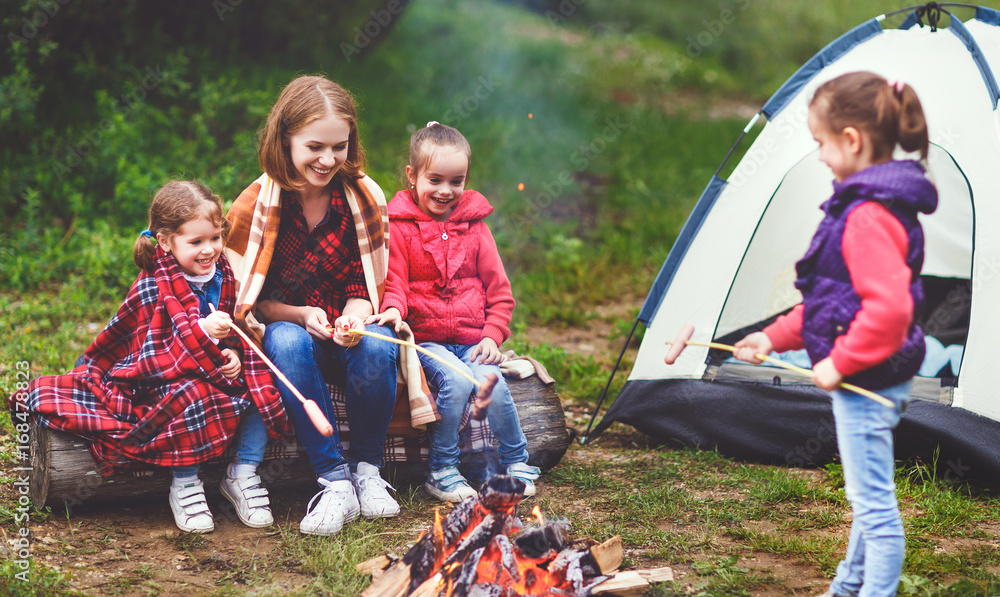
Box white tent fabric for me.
[626,8,1000,422]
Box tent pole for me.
[580,318,640,445]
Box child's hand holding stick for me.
[330,325,495,420]
[664,324,893,408]
[209,305,334,436]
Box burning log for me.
[360,475,624,597]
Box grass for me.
[3,0,1000,595]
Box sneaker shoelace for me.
[306,478,353,515]
[356,474,396,499]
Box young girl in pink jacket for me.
[368,122,538,502]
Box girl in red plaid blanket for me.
[26,181,291,534]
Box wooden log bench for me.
[28,375,571,510]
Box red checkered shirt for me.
[261,184,368,319]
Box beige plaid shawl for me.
[225,173,437,428]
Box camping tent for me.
[586,3,1000,485]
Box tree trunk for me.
[29,376,570,509]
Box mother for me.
[225,75,401,536]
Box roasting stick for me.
[334,326,483,389]
[664,324,893,408]
[208,305,335,436]
[332,326,497,420]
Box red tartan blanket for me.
[23,249,291,475]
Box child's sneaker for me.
[352,462,400,518]
[424,466,478,503]
[506,462,541,497]
[169,479,214,533]
[220,474,273,528]
[299,478,360,536]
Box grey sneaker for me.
[424,466,478,503]
[506,462,541,497]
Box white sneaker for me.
[220,474,273,528]
[169,479,214,533]
[299,478,360,536]
[352,462,400,518]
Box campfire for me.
[358,475,672,597]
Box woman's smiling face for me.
[285,113,351,192]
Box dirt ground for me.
[0,306,836,596]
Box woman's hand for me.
[332,314,365,347]
[201,311,233,340]
[470,338,502,365]
[812,357,843,391]
[299,306,333,341]
[219,348,242,379]
[733,332,773,364]
[365,307,402,333]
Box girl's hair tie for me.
[140,229,152,238]
[426,120,440,128]
[888,79,905,94]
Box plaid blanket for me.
[24,250,292,475]
[225,173,438,428]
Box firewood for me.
[589,535,623,573]
[359,561,412,597]
[409,572,444,597]
[638,566,674,583]
[356,554,396,579]
[591,566,674,596]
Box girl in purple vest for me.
[734,71,937,597]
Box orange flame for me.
[531,505,544,525]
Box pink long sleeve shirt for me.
[764,202,914,377]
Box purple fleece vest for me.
[794,160,938,390]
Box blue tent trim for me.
[948,13,1000,109]
[976,5,1000,26]
[760,19,884,120]
[638,175,727,324]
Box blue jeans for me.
[828,380,911,597]
[262,321,398,482]
[232,404,268,467]
[172,404,268,479]
[418,343,528,471]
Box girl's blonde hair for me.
[810,71,929,161]
[133,181,229,271]
[406,122,471,201]
[258,75,366,191]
